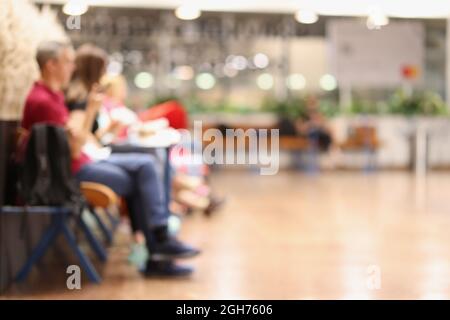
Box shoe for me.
[150,237,201,261]
[128,243,149,269]
[204,195,226,216]
[143,260,193,278]
[168,214,182,236]
[176,189,210,210]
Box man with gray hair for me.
[35,41,72,71]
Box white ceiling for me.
[34,0,450,18]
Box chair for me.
[339,125,380,172]
[0,184,122,285]
[0,205,105,284]
[80,182,121,245]
[279,136,319,173]
[0,127,118,286]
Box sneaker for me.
[150,237,201,261]
[128,243,149,269]
[168,214,182,236]
[143,260,193,278]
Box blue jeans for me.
[76,153,168,242]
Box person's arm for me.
[66,87,104,158]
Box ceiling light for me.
[175,5,201,20]
[173,65,194,80]
[134,72,154,89]
[367,6,389,30]
[231,56,247,71]
[196,73,216,90]
[295,10,319,24]
[320,74,337,91]
[286,74,306,90]
[257,73,274,90]
[253,53,269,69]
[63,0,89,16]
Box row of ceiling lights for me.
[174,4,390,29]
[62,1,389,29]
[106,53,270,81]
[105,49,331,91]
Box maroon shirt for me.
[22,82,91,173]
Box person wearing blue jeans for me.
[76,153,167,244]
[23,41,200,277]
[75,152,201,276]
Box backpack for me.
[17,124,82,210]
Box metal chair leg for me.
[105,209,119,231]
[364,148,377,173]
[87,207,113,245]
[78,212,108,262]
[15,217,60,282]
[61,221,102,284]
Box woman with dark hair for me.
[66,44,108,134]
[65,43,200,277]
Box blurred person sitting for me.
[22,41,200,277]
[99,74,225,216]
[295,96,333,152]
[96,74,138,143]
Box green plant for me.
[318,100,340,118]
[261,96,307,119]
[345,99,379,115]
[152,89,449,117]
[387,90,448,116]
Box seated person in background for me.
[95,74,173,145]
[100,74,225,217]
[276,117,297,137]
[100,74,136,120]
[22,41,200,277]
[145,98,226,216]
[97,74,137,143]
[170,131,226,216]
[295,96,333,152]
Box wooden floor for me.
[3,170,450,299]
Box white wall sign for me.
[327,19,424,89]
